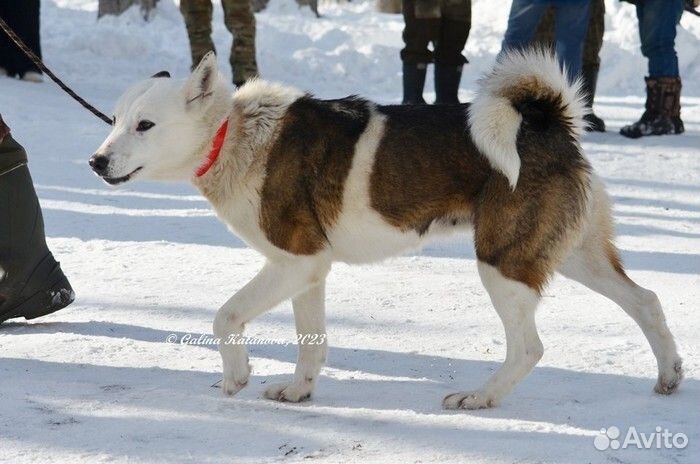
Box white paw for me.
[443,390,496,410]
[222,377,248,396]
[220,358,251,397]
[263,381,314,403]
[655,359,683,395]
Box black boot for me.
[581,63,605,132]
[402,63,427,104]
[434,64,462,104]
[1,135,74,324]
[621,77,684,139]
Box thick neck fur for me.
[193,79,304,201]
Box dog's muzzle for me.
[89,154,142,185]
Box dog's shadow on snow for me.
[5,318,698,435]
[0,358,613,462]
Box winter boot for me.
[402,63,427,105]
[581,63,605,132]
[434,64,462,104]
[0,135,74,324]
[620,77,684,139]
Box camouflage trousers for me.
[534,0,605,76]
[401,0,471,66]
[180,0,258,86]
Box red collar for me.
[195,119,229,177]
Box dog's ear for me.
[184,52,218,109]
[151,70,170,78]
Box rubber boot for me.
[434,64,462,104]
[581,63,605,132]
[402,63,427,105]
[620,77,684,139]
[0,135,74,324]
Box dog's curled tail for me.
[468,49,588,190]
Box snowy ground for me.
[1,1,699,463]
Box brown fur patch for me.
[260,96,370,254]
[499,76,558,103]
[606,241,630,279]
[370,104,492,234]
[473,112,591,292]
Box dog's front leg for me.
[264,279,327,402]
[213,258,327,396]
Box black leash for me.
[0,16,112,126]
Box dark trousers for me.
[401,0,471,66]
[636,0,684,78]
[0,0,42,77]
[502,0,590,79]
[535,0,605,73]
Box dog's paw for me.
[655,359,683,395]
[263,382,313,403]
[222,378,248,396]
[220,360,251,397]
[443,390,495,410]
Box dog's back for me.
[228,52,591,281]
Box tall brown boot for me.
[621,77,684,139]
[663,77,685,135]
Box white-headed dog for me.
[91,50,682,409]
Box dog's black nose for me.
[89,154,109,175]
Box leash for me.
[687,0,700,17]
[0,16,112,126]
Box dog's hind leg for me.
[264,280,328,402]
[213,257,330,396]
[558,226,682,394]
[559,248,682,394]
[558,178,682,394]
[444,261,544,410]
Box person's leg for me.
[0,2,12,75]
[533,6,555,47]
[0,130,74,324]
[180,0,216,70]
[621,0,684,138]
[1,0,40,77]
[12,0,42,82]
[401,0,439,104]
[222,0,258,87]
[581,0,606,131]
[552,0,590,80]
[501,0,548,54]
[434,0,470,104]
[640,0,683,79]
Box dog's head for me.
[90,52,227,185]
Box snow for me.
[0,0,698,463]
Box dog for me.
[90,50,683,409]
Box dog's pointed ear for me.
[151,70,170,78]
[184,52,218,108]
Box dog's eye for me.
[136,120,155,132]
[112,115,116,125]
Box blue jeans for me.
[501,0,590,80]
[636,0,684,78]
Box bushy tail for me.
[468,49,588,190]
